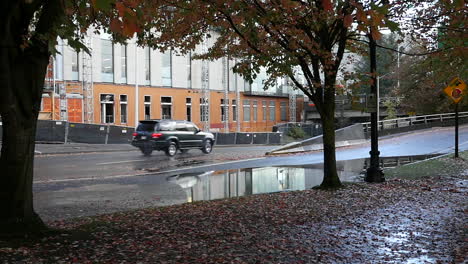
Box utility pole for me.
[365,28,385,183]
[135,42,139,127]
[455,103,459,158]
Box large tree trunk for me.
[318,76,342,189]
[320,110,341,188]
[0,42,50,236]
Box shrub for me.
[287,126,306,139]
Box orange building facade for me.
[92,83,291,132]
[38,35,301,132]
[40,82,293,132]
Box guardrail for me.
[362,111,468,132]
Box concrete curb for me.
[34,149,139,156]
[266,139,367,155]
[33,144,278,156]
[266,124,366,155]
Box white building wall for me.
[62,44,74,81]
[135,46,146,86]
[172,53,189,88]
[54,39,65,81]
[114,43,122,84]
[191,56,202,90]
[209,58,223,91]
[57,31,288,96]
[150,49,162,86]
[91,37,102,83]
[126,42,137,85]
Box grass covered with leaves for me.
[1,155,467,263]
[385,151,468,180]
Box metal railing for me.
[362,112,468,132]
[243,90,289,98]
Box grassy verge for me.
[384,151,468,180]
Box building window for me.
[101,39,114,82]
[253,100,258,121]
[221,99,229,122]
[100,94,114,123]
[71,48,79,80]
[144,47,150,84]
[162,50,172,87]
[161,96,172,119]
[269,101,275,121]
[200,98,209,122]
[232,100,237,122]
[144,95,151,120]
[262,100,267,121]
[120,95,127,124]
[280,102,287,121]
[186,98,192,121]
[243,100,250,122]
[121,45,127,83]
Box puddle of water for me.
[35,154,441,221]
[168,162,364,203]
[167,155,440,203]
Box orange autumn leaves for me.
[93,0,143,37]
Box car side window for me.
[175,122,188,131]
[186,122,198,132]
[158,121,176,131]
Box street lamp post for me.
[377,75,380,126]
[365,29,385,183]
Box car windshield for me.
[137,122,156,132]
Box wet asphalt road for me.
[34,125,468,182]
[33,126,468,221]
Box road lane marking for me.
[96,159,146,165]
[33,172,156,184]
[431,140,468,154]
[34,157,267,184]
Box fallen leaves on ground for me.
[1,175,466,263]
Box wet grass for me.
[385,151,468,180]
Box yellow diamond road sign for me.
[444,77,467,104]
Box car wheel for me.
[201,140,213,154]
[180,149,189,154]
[165,142,178,157]
[141,146,153,156]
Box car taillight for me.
[132,132,138,137]
[151,133,162,138]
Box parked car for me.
[131,120,215,157]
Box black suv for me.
[131,120,215,157]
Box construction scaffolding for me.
[222,57,229,132]
[41,57,56,120]
[200,38,210,131]
[287,77,297,122]
[82,35,94,124]
[289,92,297,123]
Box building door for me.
[67,98,82,123]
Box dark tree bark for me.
[318,74,342,189]
[0,0,63,236]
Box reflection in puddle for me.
[168,161,363,203]
[168,155,439,203]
